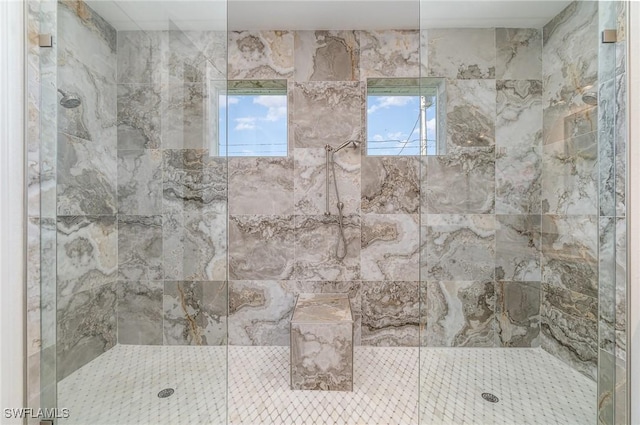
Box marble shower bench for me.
[290,293,354,391]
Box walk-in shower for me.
[27,0,629,424]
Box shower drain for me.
[481,392,499,403]
[157,388,175,398]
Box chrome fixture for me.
[324,140,361,260]
[57,89,81,109]
[582,91,598,106]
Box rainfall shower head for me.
[582,91,598,106]
[57,89,82,109]
[333,140,361,153]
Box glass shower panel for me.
[418,1,628,424]
[40,0,228,423]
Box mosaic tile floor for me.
[57,345,595,425]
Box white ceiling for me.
[86,0,572,32]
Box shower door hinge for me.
[38,34,53,48]
[602,30,617,43]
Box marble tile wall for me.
[226,27,543,350]
[539,0,627,387]
[115,28,229,348]
[26,0,39,411]
[597,2,628,422]
[55,0,118,381]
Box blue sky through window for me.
[218,93,288,156]
[367,95,437,155]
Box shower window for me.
[366,77,446,156]
[216,79,288,157]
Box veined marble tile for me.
[162,210,227,281]
[496,80,542,150]
[163,281,227,346]
[58,1,116,78]
[117,215,163,281]
[56,283,117,381]
[39,84,57,219]
[57,44,116,145]
[116,281,162,345]
[427,28,495,79]
[615,73,626,216]
[361,156,419,214]
[228,280,297,346]
[293,215,361,281]
[294,31,359,81]
[495,214,541,282]
[57,132,117,216]
[422,214,495,281]
[542,283,598,322]
[358,30,419,79]
[542,1,598,146]
[446,79,496,148]
[496,146,541,214]
[541,285,597,381]
[27,218,41,357]
[57,216,117,297]
[168,30,226,83]
[615,355,628,424]
[229,157,294,215]
[420,30,429,74]
[614,218,627,358]
[615,0,626,77]
[291,295,354,391]
[229,215,295,280]
[228,30,294,79]
[295,281,362,346]
[40,218,57,352]
[424,280,498,347]
[598,78,616,217]
[496,281,540,347]
[294,147,360,215]
[598,348,615,425]
[598,2,617,85]
[117,149,162,215]
[292,81,362,149]
[228,280,360,346]
[27,351,40,411]
[162,149,227,215]
[40,344,56,410]
[117,31,166,84]
[495,28,542,80]
[162,83,207,149]
[361,214,419,281]
[117,83,162,150]
[541,133,598,215]
[423,147,495,214]
[541,214,597,298]
[361,281,419,346]
[599,217,617,353]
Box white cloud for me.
[367,96,413,114]
[387,131,407,141]
[253,95,287,121]
[219,95,240,108]
[235,117,257,131]
[372,134,384,142]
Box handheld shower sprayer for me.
[332,140,361,153]
[324,139,361,260]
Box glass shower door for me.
[39,1,229,423]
